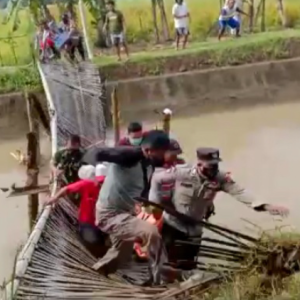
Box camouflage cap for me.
[196,147,222,163]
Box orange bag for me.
[134,211,163,259]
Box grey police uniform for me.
[149,147,266,237]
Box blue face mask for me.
[129,137,143,146]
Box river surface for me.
[0,135,51,284]
[1,102,300,283]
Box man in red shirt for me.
[118,122,146,146]
[46,164,107,246]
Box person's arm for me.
[45,180,88,206]
[172,5,179,19]
[103,14,109,32]
[148,172,166,219]
[83,146,144,167]
[120,12,126,33]
[172,5,188,19]
[50,151,63,180]
[187,11,191,22]
[221,172,289,216]
[236,7,248,16]
[220,8,227,18]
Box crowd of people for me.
[108,0,247,57]
[35,0,247,63]
[172,0,248,48]
[36,11,85,62]
[46,122,289,285]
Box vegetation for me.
[98,29,300,80]
[103,0,300,44]
[0,29,300,93]
[200,230,300,300]
[1,0,300,67]
[0,67,41,93]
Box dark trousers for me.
[79,222,108,258]
[69,37,85,61]
[161,222,200,270]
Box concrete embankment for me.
[106,58,300,122]
[1,57,300,135]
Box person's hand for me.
[135,203,142,215]
[55,169,64,177]
[264,204,289,217]
[44,197,57,207]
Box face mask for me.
[201,163,219,179]
[129,137,143,146]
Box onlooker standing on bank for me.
[172,0,190,50]
[104,0,129,61]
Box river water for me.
[1,101,300,283]
[0,135,51,284]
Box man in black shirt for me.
[83,130,172,284]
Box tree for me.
[151,0,160,43]
[277,0,287,27]
[157,0,170,41]
[150,0,170,43]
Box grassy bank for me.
[1,29,300,93]
[0,67,41,94]
[98,29,300,80]
[112,0,300,44]
[1,0,300,66]
[0,10,34,67]
[201,231,300,300]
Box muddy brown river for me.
[1,101,300,283]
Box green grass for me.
[0,9,35,66]
[111,0,300,44]
[0,67,41,94]
[1,29,300,93]
[200,230,300,300]
[95,29,300,67]
[1,0,300,66]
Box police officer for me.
[149,147,289,267]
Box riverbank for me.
[1,30,300,94]
[98,30,300,80]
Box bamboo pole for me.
[111,87,120,146]
[248,0,254,32]
[78,0,93,60]
[8,62,58,298]
[25,91,40,232]
[162,108,172,135]
[261,0,266,32]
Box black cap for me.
[128,122,142,133]
[142,130,170,150]
[169,139,183,155]
[196,147,222,163]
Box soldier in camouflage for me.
[51,134,85,185]
[149,147,289,266]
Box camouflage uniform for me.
[53,148,85,184]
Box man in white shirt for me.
[218,0,247,40]
[172,0,190,50]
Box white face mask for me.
[129,137,143,146]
